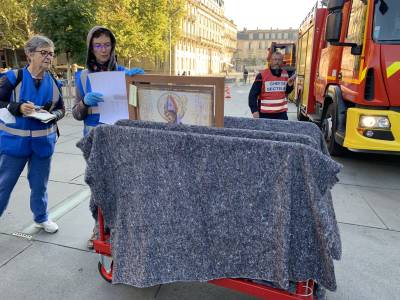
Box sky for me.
[224,0,320,30]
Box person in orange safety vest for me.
[248,52,296,120]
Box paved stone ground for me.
[0,82,399,300]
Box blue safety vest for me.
[0,68,61,158]
[76,65,125,135]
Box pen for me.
[26,101,43,111]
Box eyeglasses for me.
[35,50,55,58]
[93,43,112,51]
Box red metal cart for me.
[94,208,323,300]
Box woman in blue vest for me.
[0,35,65,233]
[72,26,144,248]
[72,26,144,135]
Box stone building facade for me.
[172,0,237,75]
[143,0,236,75]
[234,28,298,72]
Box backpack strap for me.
[12,69,23,102]
[79,69,89,95]
[47,71,62,110]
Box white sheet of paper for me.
[88,71,128,125]
[0,108,16,124]
[26,111,56,123]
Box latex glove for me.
[83,92,104,106]
[125,68,145,76]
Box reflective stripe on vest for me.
[0,123,57,137]
[79,70,99,117]
[88,106,99,114]
[84,124,96,131]
[259,69,288,113]
[0,123,30,137]
[79,69,89,95]
[31,124,57,137]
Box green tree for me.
[96,0,185,67]
[32,0,97,64]
[0,0,35,66]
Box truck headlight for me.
[359,116,391,129]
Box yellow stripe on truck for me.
[387,61,400,79]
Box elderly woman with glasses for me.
[0,35,65,233]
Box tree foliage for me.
[32,0,97,63]
[2,0,186,66]
[0,0,35,49]
[96,0,185,64]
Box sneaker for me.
[35,220,59,233]
[87,230,96,250]
[86,225,97,250]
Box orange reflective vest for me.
[258,69,288,113]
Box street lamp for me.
[169,7,180,75]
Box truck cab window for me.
[373,0,400,43]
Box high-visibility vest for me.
[258,69,288,114]
[76,65,125,136]
[0,68,61,158]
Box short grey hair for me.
[24,35,54,57]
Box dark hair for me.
[90,29,114,54]
[92,28,112,39]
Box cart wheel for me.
[314,283,327,300]
[98,261,113,283]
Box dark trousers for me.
[259,111,288,120]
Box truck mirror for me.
[325,12,342,43]
[351,45,362,56]
[327,0,345,11]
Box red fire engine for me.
[267,42,297,74]
[295,0,400,155]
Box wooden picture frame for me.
[126,75,225,127]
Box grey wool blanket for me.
[77,119,342,291]
[224,116,329,155]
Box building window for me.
[249,33,253,39]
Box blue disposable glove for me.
[125,68,145,76]
[83,92,104,106]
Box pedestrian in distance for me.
[248,52,296,120]
[0,35,65,233]
[243,67,249,84]
[72,26,144,249]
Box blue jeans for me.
[0,153,51,223]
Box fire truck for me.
[266,42,297,74]
[295,0,400,155]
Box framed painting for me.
[126,75,225,127]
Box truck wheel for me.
[322,103,346,156]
